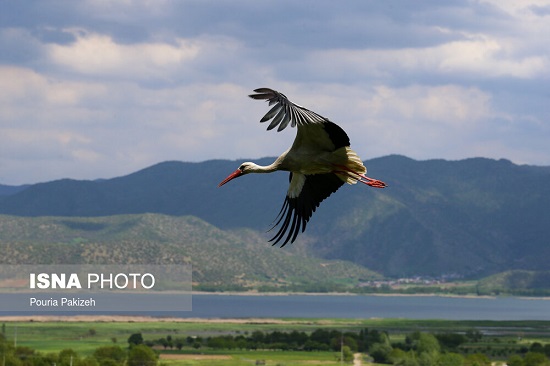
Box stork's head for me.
[218,162,256,187]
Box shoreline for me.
[1,292,547,322]
[0,315,298,323]
[190,291,550,300]
[190,291,495,299]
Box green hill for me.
[0,214,381,291]
[1,155,549,279]
[477,270,550,296]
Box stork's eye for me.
[239,165,245,171]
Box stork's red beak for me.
[218,169,243,187]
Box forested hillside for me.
[0,214,381,291]
[1,155,549,279]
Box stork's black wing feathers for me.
[269,173,345,247]
[323,121,350,149]
[249,88,327,131]
[250,88,350,149]
[250,88,353,246]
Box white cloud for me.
[308,33,548,81]
[437,36,548,78]
[341,84,495,161]
[1,0,549,184]
[480,0,550,16]
[369,84,492,124]
[0,66,108,123]
[47,30,199,79]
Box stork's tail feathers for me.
[332,147,366,184]
[333,147,387,188]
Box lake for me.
[2,294,548,320]
[181,294,548,320]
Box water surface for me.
[182,294,548,320]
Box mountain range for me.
[1,155,549,280]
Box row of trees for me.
[0,334,157,366]
[140,328,550,366]
[368,332,550,366]
[143,328,392,352]
[144,329,484,353]
[2,327,549,366]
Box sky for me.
[1,0,549,185]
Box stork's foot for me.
[333,164,387,188]
[359,175,387,188]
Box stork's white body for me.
[218,88,386,246]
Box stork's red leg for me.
[333,164,387,188]
[359,176,387,188]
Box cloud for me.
[1,0,549,184]
[304,33,548,85]
[328,84,495,161]
[0,66,107,118]
[47,30,199,80]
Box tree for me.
[464,353,491,366]
[393,351,420,366]
[93,345,126,366]
[128,333,143,347]
[436,333,468,351]
[508,354,524,366]
[370,342,393,364]
[288,330,308,346]
[439,352,464,366]
[389,348,409,365]
[523,352,550,366]
[3,354,23,366]
[364,329,389,351]
[340,346,354,363]
[304,340,329,351]
[127,345,157,366]
[408,332,440,355]
[158,338,168,349]
[58,349,79,366]
[416,333,441,366]
[250,331,265,344]
[330,335,358,352]
[418,350,439,366]
[207,337,226,349]
[310,329,331,345]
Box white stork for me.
[218,88,387,247]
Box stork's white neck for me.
[247,161,279,173]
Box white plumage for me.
[219,88,386,247]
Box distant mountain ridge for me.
[1,155,549,279]
[0,184,29,198]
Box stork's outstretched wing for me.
[249,88,328,131]
[269,172,345,247]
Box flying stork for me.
[218,88,387,247]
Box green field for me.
[158,350,344,366]
[2,317,549,366]
[5,317,359,355]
